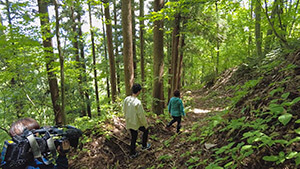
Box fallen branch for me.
[111,138,127,155]
[111,133,130,146]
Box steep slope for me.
[69,49,300,169]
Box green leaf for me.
[205,163,223,169]
[296,156,300,166]
[288,137,300,146]
[269,88,283,96]
[263,156,278,162]
[278,113,292,126]
[281,92,290,99]
[291,97,300,105]
[282,97,300,106]
[241,145,252,152]
[295,119,300,123]
[269,104,285,115]
[295,128,300,135]
[243,149,254,158]
[279,151,285,157]
[274,139,288,145]
[215,142,235,154]
[286,152,298,159]
[224,161,233,168]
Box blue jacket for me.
[168,97,185,117]
[26,155,68,169]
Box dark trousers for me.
[129,126,149,155]
[167,116,182,133]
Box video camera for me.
[0,125,82,169]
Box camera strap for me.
[45,131,57,162]
[26,134,42,159]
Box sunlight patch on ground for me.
[193,107,226,114]
[193,108,211,114]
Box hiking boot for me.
[142,143,151,150]
[129,152,139,159]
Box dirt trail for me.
[69,90,226,169]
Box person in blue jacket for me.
[2,118,68,169]
[166,90,186,133]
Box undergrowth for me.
[185,49,300,169]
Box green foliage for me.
[1,0,300,168]
[194,54,300,168]
[158,154,173,162]
[278,113,292,126]
[230,77,263,105]
[262,151,300,166]
[71,116,100,132]
[205,163,223,169]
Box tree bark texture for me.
[113,0,121,94]
[101,5,111,99]
[132,0,137,78]
[178,34,185,90]
[171,13,180,94]
[54,0,66,124]
[37,0,63,125]
[122,0,134,96]
[153,0,165,115]
[104,1,117,103]
[140,0,145,103]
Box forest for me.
[0,0,300,168]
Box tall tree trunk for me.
[113,0,121,94]
[122,0,134,96]
[248,0,253,57]
[167,33,172,101]
[215,1,220,75]
[171,13,180,94]
[54,0,66,123]
[37,0,64,125]
[88,2,101,115]
[101,5,111,99]
[104,1,117,103]
[140,0,145,103]
[177,33,185,90]
[132,0,137,78]
[153,0,165,115]
[255,0,262,57]
[77,5,91,117]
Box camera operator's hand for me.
[57,140,70,156]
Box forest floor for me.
[68,83,232,169]
[69,49,300,169]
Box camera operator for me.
[3,118,69,169]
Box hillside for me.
[69,49,300,169]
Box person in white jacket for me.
[123,84,151,158]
